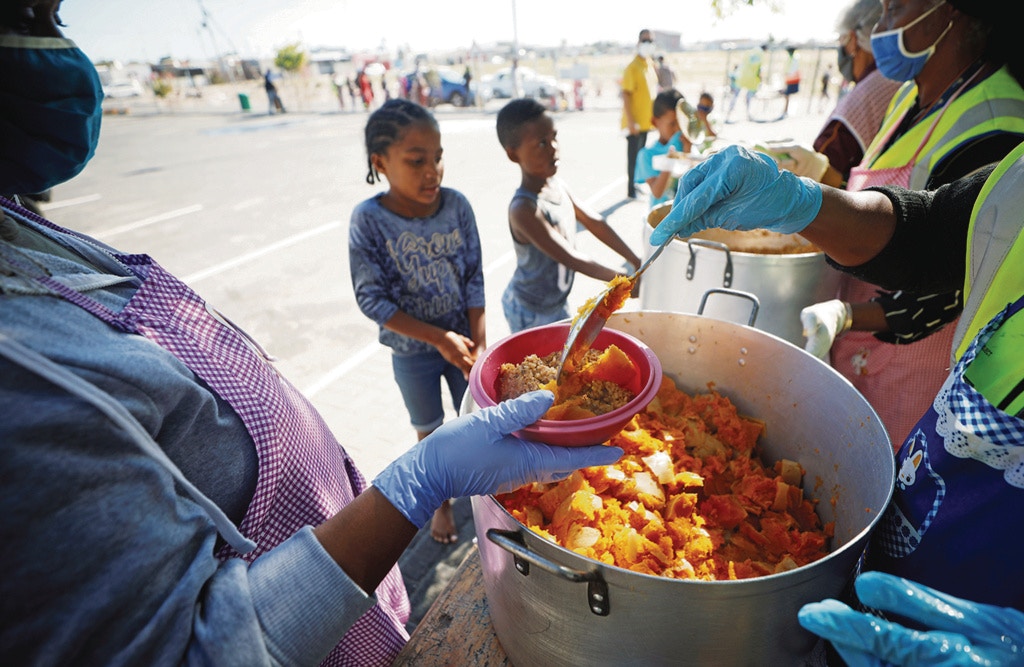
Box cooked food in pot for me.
[648,202,819,254]
[498,375,833,580]
[688,228,819,254]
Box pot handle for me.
[698,288,760,326]
[485,528,611,616]
[686,238,733,287]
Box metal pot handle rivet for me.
[486,528,611,616]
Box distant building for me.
[652,30,681,52]
[151,57,208,80]
[95,60,152,86]
[308,47,352,75]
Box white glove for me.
[761,144,830,182]
[800,299,851,359]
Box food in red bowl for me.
[469,323,662,446]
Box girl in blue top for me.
[349,99,486,543]
[634,89,689,208]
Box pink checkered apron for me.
[19,213,410,666]
[834,81,971,447]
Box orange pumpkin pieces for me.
[581,344,642,395]
[497,376,833,581]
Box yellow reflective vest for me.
[954,141,1024,362]
[862,66,1024,189]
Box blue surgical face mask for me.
[871,2,952,82]
[0,35,104,195]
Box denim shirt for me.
[348,188,485,355]
[0,207,373,665]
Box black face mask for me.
[837,45,855,83]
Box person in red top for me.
[357,68,374,111]
[780,46,801,118]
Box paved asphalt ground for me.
[40,86,829,632]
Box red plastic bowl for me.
[469,323,663,447]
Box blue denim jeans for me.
[391,349,467,434]
[502,285,570,334]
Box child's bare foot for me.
[430,500,457,544]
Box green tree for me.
[274,43,307,74]
[151,78,173,98]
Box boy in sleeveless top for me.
[496,98,641,333]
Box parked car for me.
[403,67,477,107]
[102,79,145,98]
[480,66,566,100]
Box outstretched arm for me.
[509,197,634,282]
[798,185,895,267]
[650,145,984,293]
[570,194,641,270]
[383,311,477,377]
[320,391,623,593]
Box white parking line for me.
[183,221,340,284]
[232,197,264,211]
[40,193,102,210]
[304,343,382,397]
[98,204,204,240]
[586,176,626,204]
[303,177,627,397]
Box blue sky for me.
[62,0,842,64]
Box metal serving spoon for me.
[555,240,671,383]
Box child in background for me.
[634,89,687,208]
[695,92,718,142]
[677,93,718,151]
[496,98,641,333]
[349,98,485,544]
[781,46,801,118]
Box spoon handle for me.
[554,239,671,382]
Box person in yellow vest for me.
[650,142,1024,664]
[725,43,766,123]
[621,28,659,199]
[767,0,1024,448]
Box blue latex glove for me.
[373,390,624,528]
[798,571,1024,666]
[648,145,823,245]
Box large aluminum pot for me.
[640,202,840,347]
[465,311,895,666]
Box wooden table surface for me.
[392,547,511,666]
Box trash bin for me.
[238,93,251,111]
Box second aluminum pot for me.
[466,310,895,666]
[639,202,840,347]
